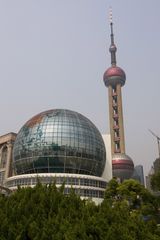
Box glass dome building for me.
[13,109,106,176]
[6,109,107,203]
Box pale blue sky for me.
[0,0,160,176]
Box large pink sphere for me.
[103,66,126,87]
[112,153,134,181]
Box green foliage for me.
[0,179,160,239]
[151,171,160,191]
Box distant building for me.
[0,133,17,185]
[132,165,144,185]
[146,166,155,193]
[146,164,160,196]
[153,158,160,173]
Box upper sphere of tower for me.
[109,44,117,53]
[103,66,126,87]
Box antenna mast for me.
[109,7,117,66]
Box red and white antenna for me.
[109,7,113,24]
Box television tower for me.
[103,10,134,181]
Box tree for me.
[151,171,160,191]
[0,181,160,239]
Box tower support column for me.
[4,141,13,179]
[116,84,125,153]
[108,85,115,155]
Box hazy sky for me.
[0,0,160,176]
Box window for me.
[1,146,7,168]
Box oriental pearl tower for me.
[103,10,134,181]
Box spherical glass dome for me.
[13,109,106,177]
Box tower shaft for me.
[108,84,125,155]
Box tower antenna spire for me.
[109,7,117,66]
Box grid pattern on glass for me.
[13,109,106,177]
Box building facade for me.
[0,133,17,186]
[102,134,112,181]
[132,165,145,185]
[153,158,160,174]
[2,109,108,203]
[146,159,160,195]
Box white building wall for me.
[5,173,107,204]
[102,134,112,181]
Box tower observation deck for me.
[103,10,134,181]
